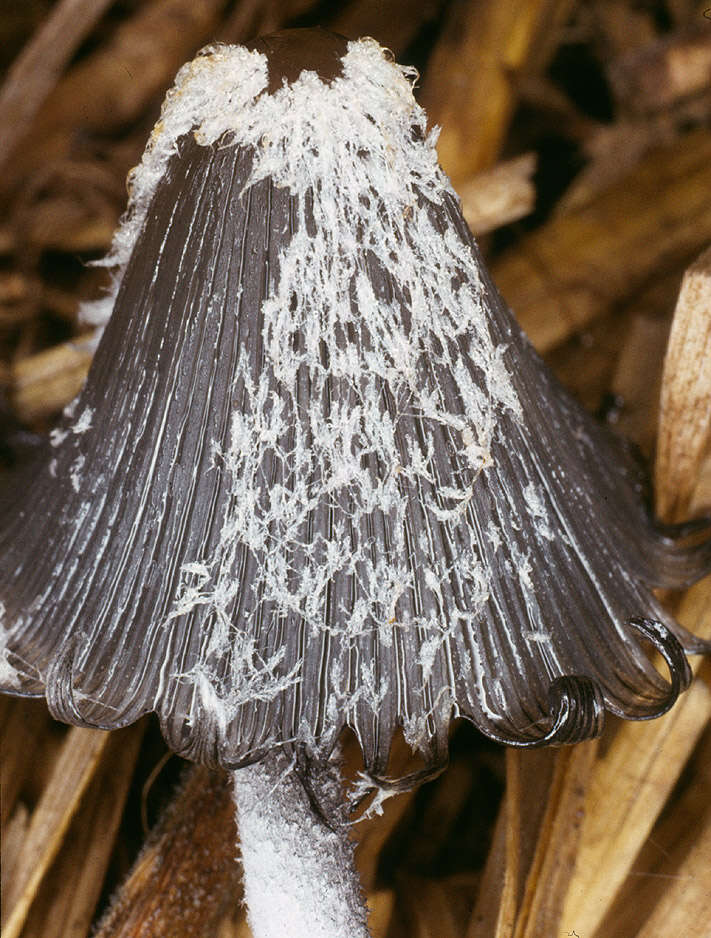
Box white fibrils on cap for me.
[1,32,710,782]
[0,604,21,689]
[152,40,526,752]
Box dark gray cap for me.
[0,30,708,778]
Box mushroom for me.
[1,28,709,938]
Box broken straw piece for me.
[655,244,711,522]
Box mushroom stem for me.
[233,750,370,938]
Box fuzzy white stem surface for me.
[233,751,371,938]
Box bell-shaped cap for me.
[1,30,709,775]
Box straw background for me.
[1,2,710,936]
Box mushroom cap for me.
[1,30,709,774]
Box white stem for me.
[233,750,371,938]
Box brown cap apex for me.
[246,27,349,94]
